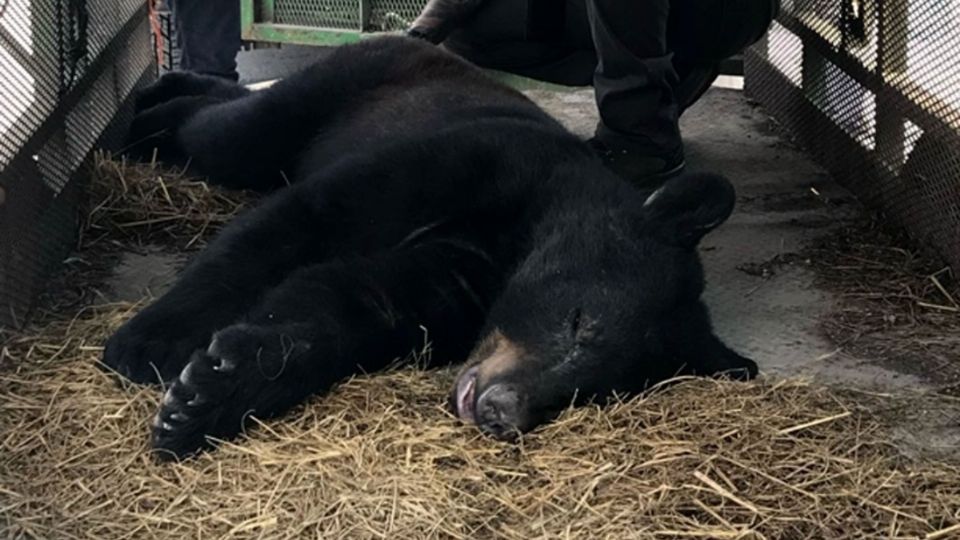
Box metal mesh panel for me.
[1,2,62,171]
[745,0,960,270]
[74,0,144,81]
[274,0,361,29]
[265,0,426,31]
[0,1,154,327]
[368,0,425,31]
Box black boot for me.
[588,138,685,188]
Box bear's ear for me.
[637,172,736,248]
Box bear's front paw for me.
[102,315,211,385]
[125,95,221,165]
[151,350,241,461]
[150,323,312,460]
[136,72,198,112]
[134,71,237,113]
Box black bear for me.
[108,36,757,460]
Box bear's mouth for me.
[453,365,479,424]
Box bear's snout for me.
[450,330,534,437]
[473,384,525,440]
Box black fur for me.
[108,36,756,460]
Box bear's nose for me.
[475,384,523,440]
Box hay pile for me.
[2,159,960,539]
[3,320,960,539]
[83,152,252,250]
[805,218,960,392]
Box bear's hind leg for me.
[150,240,499,460]
[126,72,251,165]
[125,95,227,166]
[135,71,250,114]
[103,183,335,384]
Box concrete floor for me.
[237,45,324,85]
[109,48,959,457]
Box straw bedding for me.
[2,157,959,539]
[808,219,960,393]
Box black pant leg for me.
[668,0,779,67]
[442,0,581,80]
[442,0,775,155]
[172,0,241,80]
[445,0,682,155]
[587,0,681,155]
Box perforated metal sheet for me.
[274,0,361,29]
[368,0,426,31]
[745,0,960,270]
[1,1,61,172]
[0,1,154,327]
[75,0,144,82]
[269,0,425,31]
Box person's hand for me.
[406,0,488,44]
[406,18,445,44]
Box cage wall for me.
[0,0,154,327]
[745,0,960,270]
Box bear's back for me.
[290,37,576,187]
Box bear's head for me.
[451,172,757,439]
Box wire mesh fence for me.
[268,0,425,31]
[368,0,425,31]
[0,0,154,327]
[745,0,960,270]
